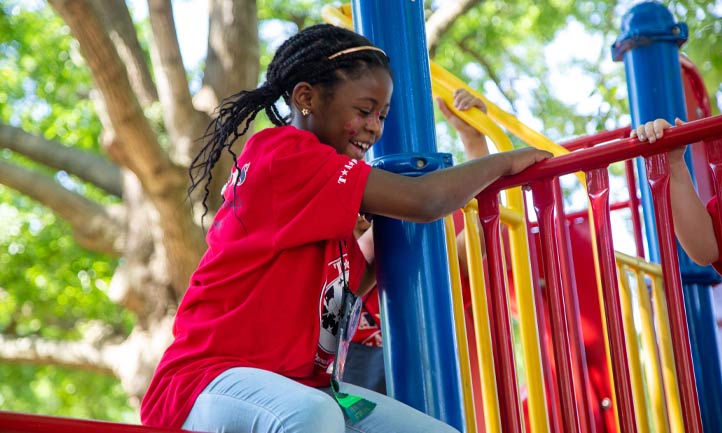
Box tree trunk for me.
[0,0,260,408]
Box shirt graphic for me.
[316,253,350,371]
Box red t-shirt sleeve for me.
[270,131,371,249]
[705,195,722,275]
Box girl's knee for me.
[292,392,345,433]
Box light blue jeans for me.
[182,367,460,433]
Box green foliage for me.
[0,184,135,419]
[0,188,131,340]
[0,0,101,149]
[0,0,132,421]
[670,0,722,113]
[431,0,722,145]
[0,364,136,422]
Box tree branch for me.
[0,316,174,401]
[89,0,159,106]
[49,0,207,292]
[0,160,123,255]
[195,0,260,212]
[0,123,122,197]
[426,0,480,55]
[48,0,183,201]
[198,0,259,113]
[147,0,210,165]
[457,36,518,112]
[0,333,116,376]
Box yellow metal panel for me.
[651,277,685,433]
[321,5,353,29]
[633,269,671,433]
[463,200,502,433]
[444,215,478,433]
[618,265,652,433]
[504,188,551,433]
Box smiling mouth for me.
[351,140,370,151]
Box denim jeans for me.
[181,367,460,433]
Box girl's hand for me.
[506,147,553,176]
[631,117,686,162]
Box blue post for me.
[352,1,465,430]
[613,2,722,430]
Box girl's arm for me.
[633,118,720,265]
[361,147,550,223]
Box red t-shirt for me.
[706,195,722,274]
[140,126,371,428]
[354,287,383,347]
[352,210,472,348]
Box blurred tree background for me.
[0,0,720,423]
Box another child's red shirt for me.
[706,195,722,274]
[140,126,371,428]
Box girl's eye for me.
[379,114,387,121]
[358,109,371,116]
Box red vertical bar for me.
[477,191,523,433]
[531,180,585,433]
[553,180,597,433]
[585,168,638,433]
[644,153,704,433]
[527,222,563,433]
[625,160,646,258]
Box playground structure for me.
[327,2,722,433]
[2,1,722,433]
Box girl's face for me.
[304,68,393,160]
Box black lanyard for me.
[330,241,376,423]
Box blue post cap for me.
[611,1,687,61]
[370,152,453,177]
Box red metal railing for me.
[477,115,722,433]
[0,411,189,433]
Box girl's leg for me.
[182,367,345,433]
[326,382,461,433]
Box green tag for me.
[332,378,377,423]
[331,241,376,423]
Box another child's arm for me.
[435,89,490,159]
[632,118,720,266]
[436,89,490,273]
[354,215,376,297]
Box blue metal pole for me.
[352,1,465,429]
[612,2,722,430]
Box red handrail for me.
[488,115,722,192]
[0,411,192,433]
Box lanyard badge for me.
[331,242,376,423]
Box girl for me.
[141,24,551,433]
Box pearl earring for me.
[301,108,310,116]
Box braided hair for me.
[189,24,391,217]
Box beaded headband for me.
[327,45,387,60]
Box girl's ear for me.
[291,82,314,114]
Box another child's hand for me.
[505,147,553,176]
[631,117,686,162]
[436,89,488,159]
[353,214,372,239]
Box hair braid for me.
[189,24,391,218]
